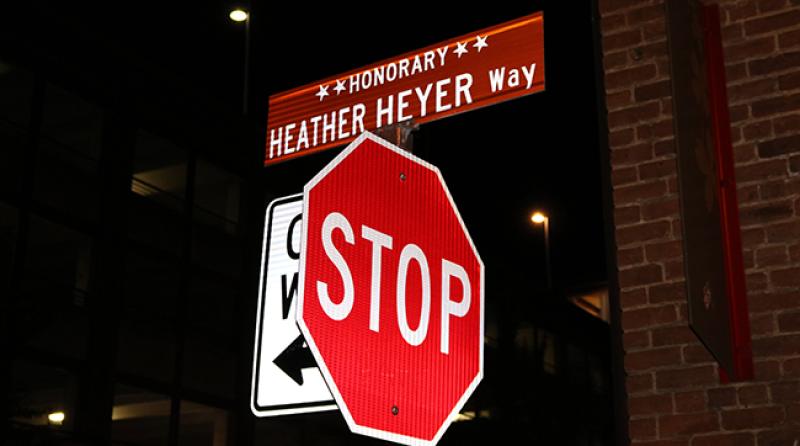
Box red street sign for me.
[266,12,544,166]
[297,133,484,445]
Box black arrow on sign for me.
[273,335,317,386]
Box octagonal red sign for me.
[297,132,484,445]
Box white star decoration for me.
[333,79,346,95]
[316,84,329,101]
[473,35,488,52]
[454,41,469,58]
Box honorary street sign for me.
[297,133,484,445]
[266,12,544,165]
[251,195,336,416]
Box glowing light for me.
[229,9,248,22]
[48,411,65,424]
[530,212,547,224]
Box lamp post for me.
[229,7,251,115]
[530,211,552,290]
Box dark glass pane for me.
[111,384,170,446]
[0,119,27,197]
[18,216,90,358]
[128,196,185,256]
[0,58,34,128]
[131,130,186,212]
[185,269,235,332]
[193,158,240,235]
[178,400,232,446]
[181,329,235,399]
[10,360,77,434]
[0,202,17,291]
[191,224,241,279]
[123,245,180,319]
[117,316,176,383]
[40,82,103,160]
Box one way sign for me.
[250,194,336,416]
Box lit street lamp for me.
[229,7,251,115]
[530,211,552,290]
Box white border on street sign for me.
[250,194,337,417]
[296,132,485,445]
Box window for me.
[111,384,170,446]
[10,360,77,433]
[0,59,34,196]
[18,216,91,358]
[34,83,103,220]
[193,158,240,235]
[123,244,180,319]
[0,202,17,291]
[117,316,176,383]
[131,130,187,212]
[182,328,236,399]
[179,400,232,446]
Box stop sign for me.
[297,132,484,445]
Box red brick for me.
[758,0,788,13]
[656,365,717,390]
[725,1,758,22]
[674,390,705,413]
[770,267,800,287]
[604,50,629,71]
[748,272,768,291]
[770,380,800,403]
[623,304,677,331]
[726,79,777,105]
[755,245,788,267]
[602,12,627,33]
[778,311,800,332]
[637,119,674,141]
[766,220,800,243]
[645,240,682,262]
[735,160,787,185]
[615,205,641,225]
[759,180,793,199]
[639,158,676,180]
[628,372,654,394]
[606,64,659,91]
[626,346,683,371]
[625,330,651,349]
[610,127,635,146]
[744,10,800,36]
[654,139,675,156]
[730,104,751,123]
[664,259,684,280]
[724,36,776,62]
[757,425,800,446]
[630,417,657,440]
[774,114,800,135]
[690,432,754,446]
[737,184,760,204]
[619,246,645,266]
[613,166,639,186]
[779,28,800,49]
[726,61,749,83]
[641,198,679,220]
[617,220,671,246]
[758,135,800,158]
[621,287,648,309]
[742,120,773,141]
[721,406,785,430]
[739,201,794,225]
[738,384,769,405]
[790,243,800,262]
[735,143,758,163]
[613,142,655,165]
[751,92,800,117]
[753,334,800,356]
[659,412,719,437]
[635,441,688,446]
[620,263,665,288]
[757,359,789,382]
[708,387,737,408]
[779,71,800,90]
[683,344,714,364]
[629,393,673,416]
[603,29,643,52]
[651,325,696,347]
[635,80,671,102]
[751,291,800,313]
[750,313,775,336]
[609,102,662,128]
[627,4,664,25]
[785,357,800,377]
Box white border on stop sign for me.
[296,131,485,446]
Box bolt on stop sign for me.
[297,132,484,445]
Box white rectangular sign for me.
[250,194,336,416]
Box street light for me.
[530,211,552,290]
[229,7,251,115]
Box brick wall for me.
[599,0,800,444]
